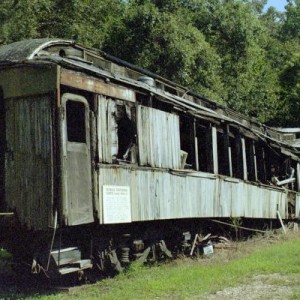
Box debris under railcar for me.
[0,39,300,279]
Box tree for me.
[104,1,224,102]
[0,0,297,126]
[190,0,280,122]
[281,0,300,40]
[0,0,124,48]
[39,0,124,48]
[0,0,52,44]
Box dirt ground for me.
[205,273,298,300]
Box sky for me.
[264,0,288,12]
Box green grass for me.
[0,248,12,271]
[4,234,300,300]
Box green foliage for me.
[0,247,11,260]
[281,0,300,40]
[0,248,12,274]
[191,1,280,122]
[104,1,224,102]
[0,0,300,126]
[39,0,124,48]
[277,40,300,126]
[0,0,51,43]
[0,0,124,48]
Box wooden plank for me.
[277,210,287,234]
[241,137,248,181]
[61,69,136,102]
[253,142,258,182]
[212,126,218,174]
[5,96,53,230]
[297,163,300,192]
[0,212,14,216]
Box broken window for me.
[217,126,230,176]
[256,144,267,183]
[136,92,173,113]
[136,92,150,107]
[245,138,256,181]
[196,121,213,173]
[116,104,136,161]
[265,147,281,184]
[97,95,136,164]
[271,156,296,190]
[285,159,296,191]
[179,115,195,169]
[66,100,86,143]
[229,128,243,179]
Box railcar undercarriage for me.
[0,217,285,282]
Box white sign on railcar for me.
[102,185,131,224]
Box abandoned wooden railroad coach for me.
[0,39,300,277]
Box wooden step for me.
[58,259,93,275]
[51,247,81,266]
[72,259,93,269]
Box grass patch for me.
[0,248,12,272]
[5,232,300,300]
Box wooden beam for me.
[61,69,136,103]
[277,210,287,234]
[212,126,218,175]
[253,142,258,182]
[297,163,300,192]
[194,119,199,171]
[227,125,233,177]
[241,137,247,181]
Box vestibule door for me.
[61,93,93,226]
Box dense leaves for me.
[0,0,299,126]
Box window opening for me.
[116,104,136,161]
[256,144,267,183]
[269,154,296,190]
[152,97,172,112]
[291,160,298,191]
[0,88,5,211]
[217,127,230,176]
[229,129,243,179]
[286,159,296,191]
[136,92,150,107]
[66,101,86,143]
[179,115,195,169]
[245,138,256,181]
[265,147,281,184]
[196,121,213,173]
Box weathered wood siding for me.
[97,166,290,223]
[5,95,54,230]
[137,106,181,169]
[97,96,118,163]
[296,194,300,219]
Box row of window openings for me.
[181,123,298,190]
[65,100,296,189]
